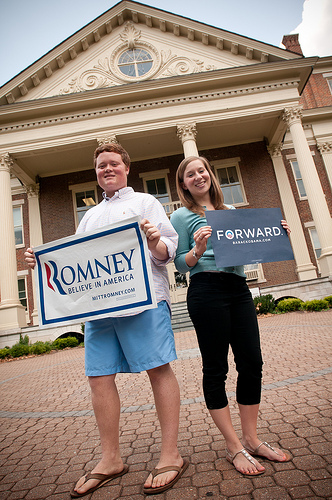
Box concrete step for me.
[171,301,194,332]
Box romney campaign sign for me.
[34,216,157,328]
[205,208,294,268]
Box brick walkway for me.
[0,310,331,499]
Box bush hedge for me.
[0,336,82,360]
[276,298,303,313]
[253,294,276,315]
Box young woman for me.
[170,156,292,476]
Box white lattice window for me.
[213,158,247,207]
[18,277,28,310]
[69,182,98,228]
[139,169,171,206]
[13,205,24,247]
[290,160,307,199]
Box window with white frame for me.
[290,160,307,198]
[328,79,332,94]
[18,277,28,310]
[69,183,98,228]
[323,72,332,94]
[139,170,171,205]
[213,158,247,206]
[13,206,24,246]
[305,222,321,272]
[309,228,321,259]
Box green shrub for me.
[253,294,276,315]
[0,348,11,359]
[10,343,30,357]
[323,295,332,307]
[29,341,48,355]
[52,336,79,350]
[19,334,29,345]
[301,299,329,312]
[276,298,303,313]
[43,341,53,352]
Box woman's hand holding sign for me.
[281,220,291,236]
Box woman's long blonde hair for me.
[176,156,228,216]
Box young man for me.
[25,143,188,497]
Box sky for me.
[1,0,331,87]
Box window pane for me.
[146,179,157,195]
[310,228,321,258]
[230,184,244,204]
[13,207,23,245]
[292,161,301,179]
[77,211,87,224]
[18,279,27,310]
[156,178,167,195]
[134,49,152,61]
[227,166,239,183]
[119,64,136,77]
[328,79,332,93]
[13,207,21,225]
[218,168,229,185]
[119,49,153,77]
[137,61,153,75]
[76,192,87,208]
[297,179,307,198]
[221,186,233,204]
[14,228,23,245]
[291,161,307,197]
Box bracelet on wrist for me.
[192,247,203,260]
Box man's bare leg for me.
[73,374,125,495]
[144,363,184,489]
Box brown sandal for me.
[143,458,189,495]
[70,464,129,498]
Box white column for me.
[177,123,198,157]
[283,107,332,277]
[317,140,332,190]
[0,153,27,330]
[26,184,43,325]
[268,144,317,280]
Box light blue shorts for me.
[84,301,177,376]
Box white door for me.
[167,262,189,303]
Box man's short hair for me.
[93,143,131,169]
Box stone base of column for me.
[318,248,332,278]
[0,303,27,331]
[31,310,39,326]
[295,263,318,281]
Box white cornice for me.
[0,81,299,134]
[0,57,317,127]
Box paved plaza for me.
[0,310,331,499]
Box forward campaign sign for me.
[205,208,294,268]
[34,216,157,328]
